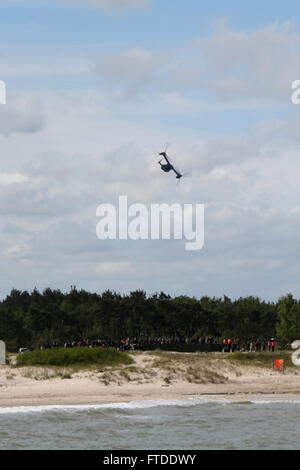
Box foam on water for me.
[0,398,223,414]
[1,397,300,450]
[1,396,300,415]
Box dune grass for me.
[16,347,133,368]
[20,367,73,380]
[225,351,295,368]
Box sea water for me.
[0,398,300,450]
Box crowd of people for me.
[221,338,278,353]
[38,336,278,353]
[39,336,217,351]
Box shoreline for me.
[1,391,300,410]
[1,351,300,409]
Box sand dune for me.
[0,352,300,408]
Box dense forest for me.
[0,287,299,351]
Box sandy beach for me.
[1,352,300,408]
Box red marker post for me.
[274,359,285,372]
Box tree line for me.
[0,288,299,351]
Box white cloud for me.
[0,94,46,136]
[0,173,28,186]
[196,20,300,102]
[209,168,246,183]
[94,261,131,276]
[89,21,300,106]
[93,48,169,99]
[2,244,24,257]
[0,89,300,299]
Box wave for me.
[1,397,300,414]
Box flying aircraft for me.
[157,147,183,180]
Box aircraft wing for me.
[172,166,182,178]
[161,152,171,165]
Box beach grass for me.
[20,367,73,380]
[225,351,295,368]
[16,347,133,368]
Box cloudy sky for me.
[1,0,300,300]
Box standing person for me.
[271,341,275,353]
